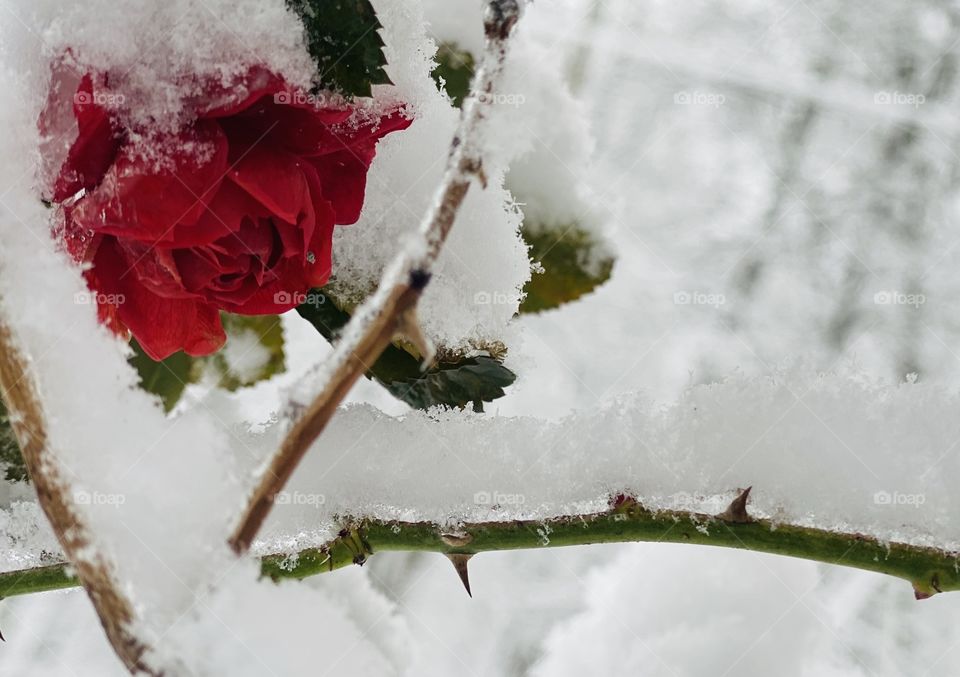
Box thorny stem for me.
[228,0,524,555]
[7,493,958,600]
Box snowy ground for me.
[3,0,960,675]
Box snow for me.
[330,0,531,352]
[10,0,315,132]
[220,329,272,384]
[1,0,960,675]
[0,500,59,571]
[254,363,960,552]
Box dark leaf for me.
[0,398,27,483]
[289,0,392,98]
[296,290,516,410]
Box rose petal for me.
[173,178,272,247]
[227,145,311,225]
[219,99,352,156]
[196,66,286,119]
[51,75,123,201]
[215,260,308,315]
[308,111,412,224]
[72,120,229,243]
[308,150,371,226]
[91,238,225,360]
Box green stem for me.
[4,500,957,600]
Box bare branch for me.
[229,0,524,554]
[0,312,154,673]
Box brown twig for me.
[0,315,153,673]
[229,0,524,554]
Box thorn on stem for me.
[914,574,943,600]
[719,486,753,524]
[396,308,436,368]
[445,553,474,597]
[441,532,474,548]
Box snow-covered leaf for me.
[129,341,195,413]
[521,225,614,314]
[130,316,286,410]
[204,315,286,392]
[296,289,516,410]
[431,42,474,107]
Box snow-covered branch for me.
[229,0,524,554]
[0,311,152,673]
[8,489,957,601]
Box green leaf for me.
[296,290,516,411]
[129,315,286,411]
[520,225,615,314]
[0,399,27,483]
[205,315,286,392]
[289,0,392,98]
[431,42,475,107]
[129,340,196,413]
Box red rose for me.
[44,67,411,360]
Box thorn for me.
[914,574,943,600]
[397,307,436,369]
[441,532,473,548]
[445,553,474,597]
[719,486,753,524]
[0,627,5,641]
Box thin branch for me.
[228,0,524,554]
[12,491,958,601]
[0,313,154,673]
[283,498,959,600]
